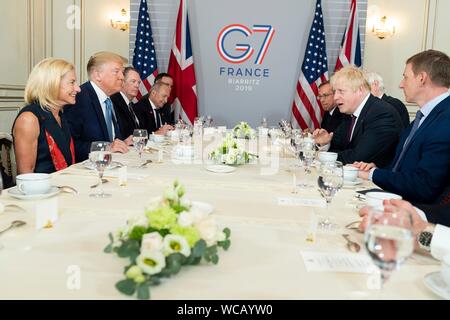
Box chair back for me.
[0,132,16,188]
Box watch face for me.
[419,231,433,250]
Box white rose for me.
[140,232,164,254]
[225,153,236,164]
[195,217,219,246]
[177,210,194,227]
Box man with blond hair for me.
[65,51,132,161]
[313,65,402,167]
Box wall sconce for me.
[371,16,396,39]
[110,8,130,31]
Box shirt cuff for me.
[414,207,428,222]
[318,143,330,152]
[368,168,376,181]
[431,224,450,261]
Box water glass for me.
[89,141,112,198]
[132,129,148,158]
[317,161,344,229]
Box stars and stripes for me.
[132,0,159,100]
[167,0,198,125]
[291,0,328,130]
[334,0,362,71]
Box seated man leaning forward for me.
[64,51,132,162]
[312,65,402,167]
[355,49,450,205]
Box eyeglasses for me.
[317,93,333,99]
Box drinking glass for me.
[299,139,316,187]
[317,161,344,229]
[261,117,268,128]
[132,129,148,158]
[364,206,414,286]
[89,141,112,198]
[205,115,213,127]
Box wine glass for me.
[299,139,316,187]
[261,117,268,128]
[364,206,414,286]
[317,161,344,229]
[89,141,112,198]
[205,115,213,128]
[132,129,148,158]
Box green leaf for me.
[223,228,231,239]
[137,283,150,300]
[148,277,161,286]
[108,232,114,242]
[117,239,140,260]
[192,240,207,257]
[166,253,184,275]
[103,243,113,253]
[129,226,147,240]
[184,255,202,265]
[115,279,136,296]
[218,239,231,250]
[211,254,219,264]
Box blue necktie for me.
[392,110,424,172]
[104,98,114,142]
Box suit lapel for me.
[86,82,109,141]
[350,95,373,142]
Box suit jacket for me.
[416,202,450,228]
[159,102,174,125]
[133,94,161,134]
[321,106,348,133]
[330,94,403,167]
[64,81,122,162]
[373,95,450,204]
[382,94,410,128]
[110,92,141,138]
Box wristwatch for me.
[417,225,436,252]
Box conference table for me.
[0,134,442,299]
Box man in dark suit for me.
[313,66,403,167]
[65,51,131,162]
[133,82,174,135]
[356,50,450,204]
[154,73,175,125]
[367,71,411,128]
[110,66,142,138]
[317,81,348,132]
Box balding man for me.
[65,51,131,161]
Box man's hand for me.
[352,161,377,180]
[124,135,134,146]
[155,124,174,135]
[110,139,129,153]
[312,128,333,145]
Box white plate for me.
[81,160,122,170]
[424,271,450,299]
[206,165,236,173]
[343,178,363,186]
[7,186,60,200]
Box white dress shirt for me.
[90,81,117,139]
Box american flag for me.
[167,0,198,125]
[334,0,361,71]
[132,0,159,100]
[291,0,328,130]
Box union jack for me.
[334,0,362,71]
[167,0,198,125]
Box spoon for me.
[139,159,153,167]
[0,220,27,235]
[90,179,108,188]
[56,185,78,194]
[342,234,361,253]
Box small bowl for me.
[317,151,338,164]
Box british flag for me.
[132,0,159,99]
[334,0,361,71]
[167,0,198,125]
[291,0,329,130]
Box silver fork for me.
[90,179,108,188]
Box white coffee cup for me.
[16,173,51,195]
[343,166,359,181]
[317,151,338,164]
[365,191,402,210]
[441,253,450,286]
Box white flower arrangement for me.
[104,180,231,300]
[208,133,256,165]
[232,121,256,139]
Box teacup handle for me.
[17,183,27,194]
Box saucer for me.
[423,271,450,299]
[206,165,236,173]
[343,178,363,186]
[8,186,60,200]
